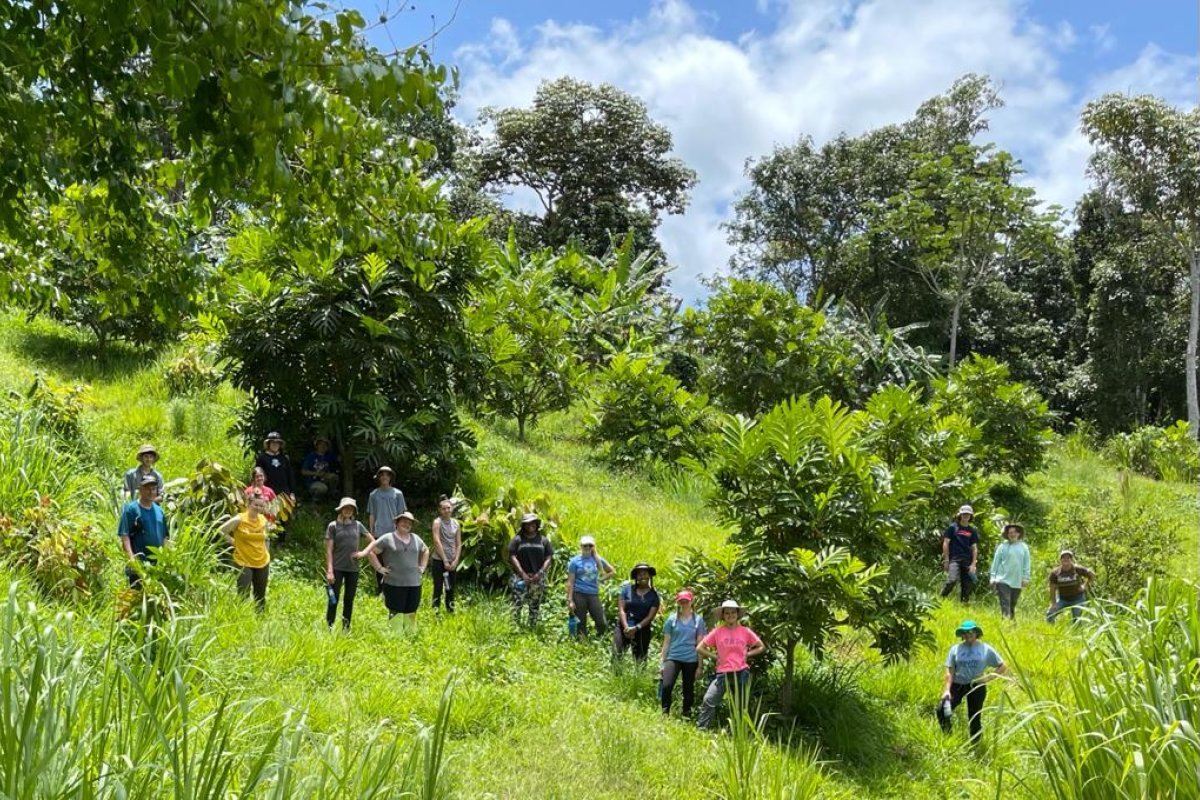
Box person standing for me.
[324,497,373,630]
[220,490,271,612]
[1046,550,1096,623]
[697,600,766,730]
[255,433,295,544]
[659,590,706,717]
[989,523,1031,619]
[355,511,428,632]
[430,496,462,613]
[118,475,170,587]
[941,505,980,603]
[938,620,1007,746]
[367,466,406,592]
[566,535,615,638]
[614,563,661,661]
[122,444,164,500]
[508,513,553,627]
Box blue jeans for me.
[1046,593,1086,623]
[698,669,750,729]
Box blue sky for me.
[351,0,1199,299]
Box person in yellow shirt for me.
[220,490,271,611]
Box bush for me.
[457,486,563,590]
[1044,484,1173,604]
[585,351,713,471]
[0,494,109,602]
[933,355,1053,482]
[1103,421,1200,483]
[21,374,85,442]
[163,349,221,397]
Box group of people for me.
[116,444,1088,737]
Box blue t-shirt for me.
[621,584,661,625]
[663,613,707,662]
[945,641,1003,684]
[118,501,169,561]
[567,554,610,595]
[943,524,979,562]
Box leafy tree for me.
[678,396,937,712]
[470,77,697,256]
[883,144,1061,370]
[467,240,583,441]
[1081,94,1200,437]
[585,350,713,471]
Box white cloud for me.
[452,0,1196,302]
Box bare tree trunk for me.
[1188,249,1199,439]
[948,297,963,373]
[781,638,797,715]
[341,437,355,497]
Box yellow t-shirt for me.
[232,512,270,569]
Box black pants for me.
[660,660,698,715]
[430,559,456,612]
[237,565,269,612]
[940,559,975,602]
[613,624,653,661]
[326,570,359,629]
[941,682,987,744]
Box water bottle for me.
[568,615,579,636]
[941,698,952,720]
[443,572,451,594]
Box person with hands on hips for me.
[354,511,427,632]
[509,512,554,627]
[941,504,980,603]
[938,619,1007,746]
[697,599,766,729]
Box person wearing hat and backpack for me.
[123,444,164,501]
[939,620,1007,745]
[508,513,554,627]
[566,535,614,637]
[367,466,406,593]
[118,474,170,587]
[614,563,661,661]
[659,589,706,717]
[989,523,1031,619]
[255,433,295,544]
[324,497,373,630]
[697,599,766,729]
[941,504,980,603]
[355,511,428,632]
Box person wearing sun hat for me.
[697,599,766,729]
[659,589,707,717]
[255,432,295,543]
[566,535,615,637]
[613,562,661,661]
[355,510,428,632]
[939,619,1007,745]
[122,443,164,500]
[366,466,406,594]
[989,523,1031,619]
[941,504,980,603]
[323,496,373,630]
[508,512,554,627]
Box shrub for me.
[0,494,109,602]
[933,355,1053,482]
[457,486,563,590]
[1103,421,1200,483]
[163,349,221,397]
[164,458,254,524]
[22,374,85,442]
[585,351,713,471]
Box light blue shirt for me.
[989,541,1031,589]
[945,641,1003,684]
[567,554,610,595]
[663,612,707,662]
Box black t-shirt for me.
[255,451,293,494]
[622,584,661,625]
[508,533,553,576]
[943,523,979,562]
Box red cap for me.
[675,590,694,602]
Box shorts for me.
[382,583,421,615]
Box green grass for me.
[0,311,1195,798]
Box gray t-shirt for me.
[945,641,1003,684]
[123,467,165,499]
[367,487,407,536]
[432,517,459,563]
[374,532,426,587]
[325,519,369,572]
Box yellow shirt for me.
[232,512,270,569]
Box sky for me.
[350,0,1199,301]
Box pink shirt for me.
[702,625,762,674]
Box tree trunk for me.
[516,413,526,441]
[1187,248,1199,439]
[780,638,797,715]
[340,437,355,497]
[947,297,963,373]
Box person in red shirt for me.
[696,599,766,729]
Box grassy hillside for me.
[0,313,1196,799]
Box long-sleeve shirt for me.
[989,541,1031,589]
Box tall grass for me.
[0,410,91,515]
[1007,579,1200,799]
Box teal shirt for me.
[989,541,1031,589]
